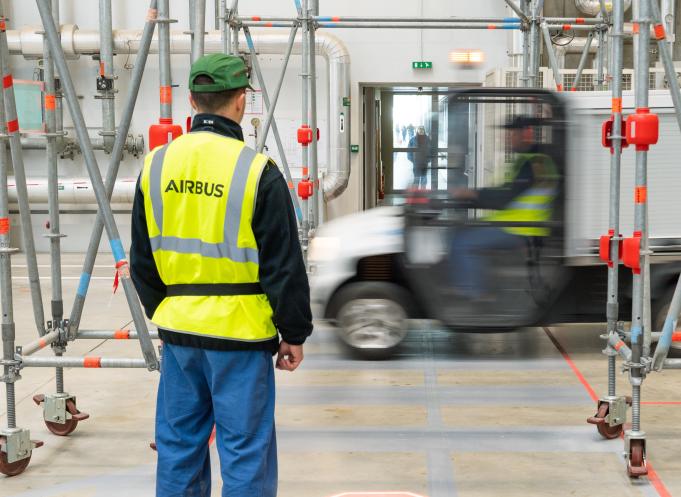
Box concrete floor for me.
[1,254,681,497]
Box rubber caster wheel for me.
[627,439,648,478]
[596,421,623,440]
[0,451,31,477]
[39,398,89,437]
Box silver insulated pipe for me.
[574,0,631,16]
[6,27,352,202]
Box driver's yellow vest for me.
[140,132,277,342]
[485,152,558,237]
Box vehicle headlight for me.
[308,236,340,263]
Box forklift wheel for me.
[331,282,412,360]
[0,439,31,477]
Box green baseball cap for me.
[189,54,252,92]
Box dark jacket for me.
[130,113,313,353]
[475,151,538,211]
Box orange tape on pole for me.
[114,329,130,340]
[635,186,647,204]
[0,218,9,235]
[612,97,622,113]
[562,24,572,31]
[83,356,102,368]
[654,24,666,40]
[487,24,497,30]
[38,338,47,349]
[6,120,19,133]
[672,332,681,342]
[576,18,585,24]
[0,19,6,32]
[633,23,640,34]
[45,94,56,111]
[614,340,625,351]
[160,86,172,105]
[556,84,563,92]
[302,167,309,176]
[2,74,12,89]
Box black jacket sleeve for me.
[130,176,167,319]
[252,161,313,345]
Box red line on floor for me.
[642,401,681,405]
[543,327,673,497]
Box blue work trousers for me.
[156,343,277,497]
[449,227,524,298]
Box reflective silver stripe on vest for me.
[149,145,169,232]
[149,143,261,264]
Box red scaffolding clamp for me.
[297,179,313,200]
[601,116,629,153]
[626,108,659,151]
[599,229,622,268]
[297,124,320,147]
[622,231,642,274]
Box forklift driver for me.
[448,116,558,301]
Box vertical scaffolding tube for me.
[0,7,46,338]
[192,0,206,64]
[649,0,681,369]
[67,1,159,344]
[159,0,172,120]
[99,0,116,153]
[300,0,310,246]
[220,0,230,53]
[37,0,159,371]
[244,27,303,221]
[529,1,542,88]
[231,1,239,54]
[308,0,319,229]
[43,0,65,394]
[629,0,651,434]
[0,64,16,430]
[521,0,530,87]
[596,27,606,90]
[605,0,625,398]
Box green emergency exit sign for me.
[412,61,433,69]
[351,144,359,153]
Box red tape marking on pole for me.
[544,327,673,497]
[576,18,585,24]
[556,83,563,92]
[614,340,625,351]
[0,20,6,32]
[633,23,640,34]
[252,16,261,21]
[2,74,12,89]
[654,24,666,40]
[0,217,9,235]
[612,97,622,113]
[332,16,341,22]
[487,24,497,30]
[45,94,56,111]
[38,338,47,349]
[160,86,172,105]
[635,186,647,204]
[562,24,572,31]
[83,356,102,368]
[114,329,130,340]
[6,120,19,133]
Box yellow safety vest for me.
[485,153,558,237]
[140,132,277,343]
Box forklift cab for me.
[403,88,569,330]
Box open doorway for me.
[363,85,479,209]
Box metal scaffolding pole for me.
[43,0,66,395]
[230,0,239,54]
[315,22,522,29]
[191,0,206,63]
[0,7,46,339]
[300,0,310,247]
[98,0,116,153]
[308,0,319,229]
[311,16,523,23]
[541,22,563,91]
[622,0,651,477]
[521,0,530,87]
[572,30,595,90]
[19,356,148,368]
[159,0,172,120]
[36,0,159,371]
[529,0,541,88]
[648,0,681,370]
[220,0,230,53]
[243,27,302,222]
[67,0,159,341]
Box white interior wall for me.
[7,0,512,251]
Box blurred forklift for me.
[309,88,681,358]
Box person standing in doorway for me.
[407,125,432,187]
[130,54,313,497]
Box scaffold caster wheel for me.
[0,438,43,477]
[587,401,625,440]
[627,439,648,478]
[33,395,90,437]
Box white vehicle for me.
[309,88,681,359]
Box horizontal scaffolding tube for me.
[20,329,60,357]
[544,17,603,24]
[316,22,522,29]
[76,330,159,340]
[312,16,522,23]
[18,356,148,368]
[663,359,681,369]
[545,24,599,31]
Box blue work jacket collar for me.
[191,113,244,142]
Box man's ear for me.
[189,94,199,112]
[235,90,246,113]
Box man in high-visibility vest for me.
[130,54,312,497]
[449,116,558,300]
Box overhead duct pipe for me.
[574,0,631,15]
[6,28,352,201]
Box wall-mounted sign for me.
[412,61,433,69]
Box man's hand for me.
[276,341,304,372]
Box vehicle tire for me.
[329,282,413,360]
[653,287,681,356]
